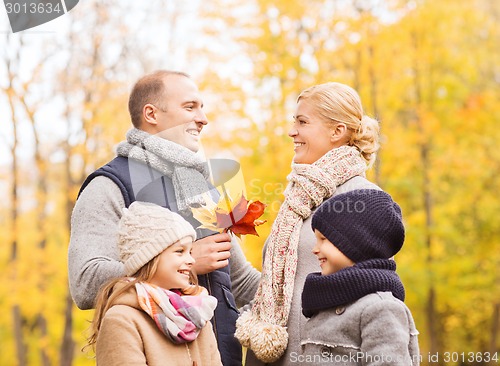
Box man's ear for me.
[330,123,348,144]
[143,104,158,126]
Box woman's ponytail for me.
[350,115,380,166]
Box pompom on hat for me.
[118,201,196,276]
[311,189,405,262]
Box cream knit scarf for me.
[116,128,210,216]
[235,145,367,363]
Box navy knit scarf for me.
[302,259,405,318]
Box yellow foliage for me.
[1,0,500,364]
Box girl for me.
[86,201,222,366]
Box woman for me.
[236,82,381,365]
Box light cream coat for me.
[96,286,222,366]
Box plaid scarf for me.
[135,282,217,344]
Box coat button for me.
[320,346,332,357]
[335,306,345,315]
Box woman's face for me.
[289,99,337,164]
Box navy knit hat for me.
[311,189,405,263]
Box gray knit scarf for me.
[116,128,210,216]
[235,145,367,363]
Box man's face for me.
[153,75,208,152]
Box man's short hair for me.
[128,70,190,128]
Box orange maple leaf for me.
[215,195,267,238]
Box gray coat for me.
[300,292,420,366]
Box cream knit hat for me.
[118,201,196,276]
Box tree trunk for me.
[59,292,75,366]
[12,305,27,366]
[5,40,28,365]
[421,141,439,357]
[490,302,500,364]
[410,28,440,360]
[37,315,51,366]
[20,84,52,366]
[59,75,78,364]
[367,41,381,186]
[59,131,76,366]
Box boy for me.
[301,189,420,365]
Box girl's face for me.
[312,229,354,275]
[149,237,195,290]
[289,99,337,164]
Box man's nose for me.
[196,110,208,125]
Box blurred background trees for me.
[1,0,499,364]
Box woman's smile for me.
[289,100,337,164]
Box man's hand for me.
[192,233,232,275]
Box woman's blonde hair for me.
[297,82,380,165]
[85,255,198,353]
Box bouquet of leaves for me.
[192,191,267,238]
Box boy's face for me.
[312,229,354,276]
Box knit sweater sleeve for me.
[360,297,417,366]
[229,235,261,308]
[68,176,126,310]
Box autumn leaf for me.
[191,192,267,238]
[191,193,221,232]
[216,197,267,237]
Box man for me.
[68,70,260,365]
